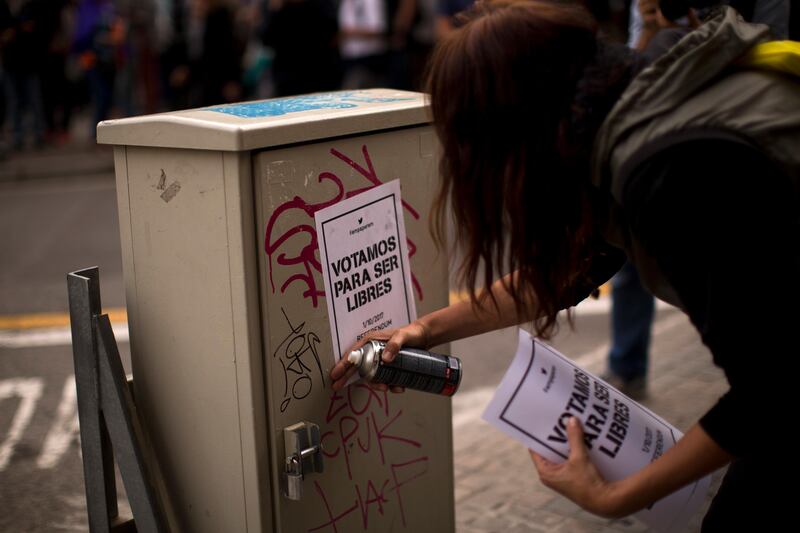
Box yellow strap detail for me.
[739,41,800,77]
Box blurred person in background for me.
[582,0,629,42]
[339,0,389,88]
[154,0,243,108]
[116,0,161,115]
[1,0,47,150]
[386,0,418,89]
[237,0,271,100]
[38,0,76,145]
[73,0,126,134]
[0,1,8,155]
[603,261,653,399]
[435,0,473,37]
[196,0,243,105]
[630,0,789,50]
[261,0,341,96]
[405,0,437,90]
[159,0,197,109]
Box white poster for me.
[315,180,417,365]
[483,330,710,533]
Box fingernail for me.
[569,416,577,427]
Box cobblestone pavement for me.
[451,310,728,533]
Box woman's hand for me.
[329,321,431,392]
[533,419,733,520]
[530,417,624,518]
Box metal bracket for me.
[282,421,324,500]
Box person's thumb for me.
[566,416,588,461]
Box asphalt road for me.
[1,160,132,531]
[0,158,678,531]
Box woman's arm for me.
[330,235,624,391]
[419,272,535,347]
[330,272,535,390]
[531,418,732,518]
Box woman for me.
[331,1,799,529]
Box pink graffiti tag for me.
[308,387,430,531]
[264,145,424,308]
[264,171,344,307]
[307,459,429,532]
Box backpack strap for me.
[738,40,800,77]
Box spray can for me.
[347,340,462,396]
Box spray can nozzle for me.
[348,348,363,366]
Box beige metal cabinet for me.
[98,90,454,532]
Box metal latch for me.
[282,421,324,500]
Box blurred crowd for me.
[0,0,676,153]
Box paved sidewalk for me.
[452,310,727,533]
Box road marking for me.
[0,378,45,470]
[37,375,80,469]
[451,312,688,430]
[0,308,127,329]
[0,323,129,348]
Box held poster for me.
[483,330,710,533]
[315,180,417,365]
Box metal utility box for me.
[97,90,453,532]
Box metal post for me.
[67,267,117,531]
[67,267,168,532]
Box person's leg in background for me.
[6,69,25,150]
[0,66,6,157]
[605,261,654,400]
[23,73,45,147]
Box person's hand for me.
[530,417,624,518]
[329,321,430,392]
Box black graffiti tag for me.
[274,308,324,412]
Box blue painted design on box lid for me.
[206,91,415,118]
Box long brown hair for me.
[427,0,600,338]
